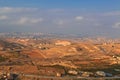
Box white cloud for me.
[0,7,119,35]
[113,22,120,28]
[0,15,8,20]
[103,11,120,16]
[48,9,64,13]
[0,7,13,13]
[75,16,84,20]
[0,7,38,13]
[17,17,43,25]
[57,20,64,25]
[17,17,28,24]
[54,19,68,26]
[30,18,43,23]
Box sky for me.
[0,0,120,38]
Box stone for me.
[95,71,106,77]
[106,73,113,77]
[56,73,61,77]
[81,72,93,77]
[68,70,78,75]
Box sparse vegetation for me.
[0,56,7,62]
[0,37,120,80]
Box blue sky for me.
[0,0,120,38]
[0,0,119,10]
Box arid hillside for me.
[0,38,120,79]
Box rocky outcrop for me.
[55,40,71,46]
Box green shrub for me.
[0,56,7,62]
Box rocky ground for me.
[0,38,120,80]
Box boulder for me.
[81,72,93,77]
[114,69,120,72]
[68,70,78,75]
[56,73,61,77]
[95,71,106,77]
[106,73,113,77]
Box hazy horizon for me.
[0,0,120,38]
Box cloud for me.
[75,16,84,20]
[0,15,8,20]
[56,20,64,25]
[113,22,120,28]
[0,7,38,13]
[0,7,120,37]
[53,20,65,26]
[17,17,28,24]
[48,9,64,13]
[30,18,43,23]
[53,19,70,26]
[16,17,43,25]
[0,7,13,13]
[103,11,120,16]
